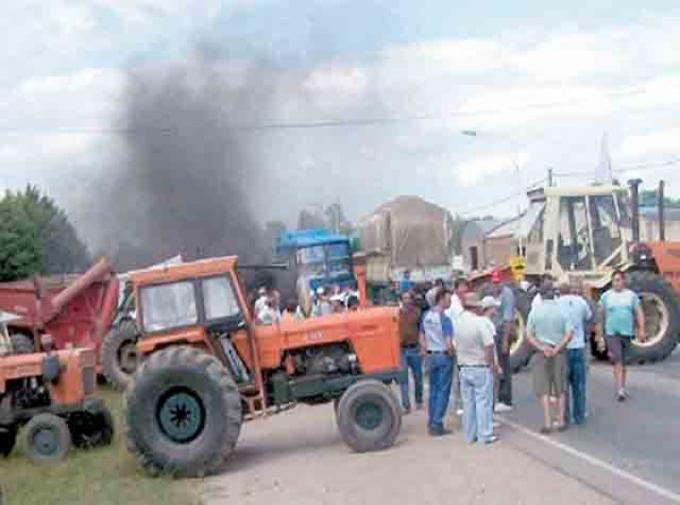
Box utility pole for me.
[548,167,554,187]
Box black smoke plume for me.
[103,61,275,271]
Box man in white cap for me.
[454,292,498,444]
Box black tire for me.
[9,332,34,354]
[625,270,680,364]
[101,320,140,390]
[509,288,535,373]
[0,426,17,457]
[125,346,242,477]
[22,413,71,462]
[336,380,401,453]
[68,398,115,449]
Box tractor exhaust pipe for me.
[658,180,666,242]
[628,178,642,244]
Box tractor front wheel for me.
[125,346,242,477]
[68,398,115,449]
[22,413,71,462]
[336,380,401,453]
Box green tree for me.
[0,194,42,281]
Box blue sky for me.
[2,1,680,251]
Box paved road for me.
[500,347,680,502]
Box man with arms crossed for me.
[596,270,646,402]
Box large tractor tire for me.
[335,380,401,453]
[0,426,17,457]
[125,346,242,477]
[509,288,535,373]
[101,320,140,390]
[68,398,115,449]
[9,332,34,354]
[625,270,680,364]
[22,413,72,463]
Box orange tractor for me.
[0,312,113,461]
[124,256,404,477]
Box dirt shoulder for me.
[200,403,613,505]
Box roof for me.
[129,256,238,285]
[461,218,502,241]
[486,216,522,239]
[276,229,349,253]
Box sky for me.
[2,1,680,251]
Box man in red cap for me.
[490,268,516,412]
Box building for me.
[640,206,680,242]
[460,218,500,272]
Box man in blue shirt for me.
[527,281,573,433]
[596,270,646,402]
[419,289,455,436]
[398,269,415,295]
[557,281,592,425]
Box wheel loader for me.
[0,313,113,461]
[486,179,680,372]
[124,257,405,477]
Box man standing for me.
[446,277,469,417]
[491,269,515,412]
[419,289,455,436]
[398,269,415,294]
[455,293,498,444]
[557,281,592,425]
[527,281,573,433]
[398,291,423,413]
[596,270,646,402]
[426,278,445,308]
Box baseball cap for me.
[491,268,503,284]
[480,296,501,310]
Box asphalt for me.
[499,347,680,503]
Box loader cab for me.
[524,186,631,280]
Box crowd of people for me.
[397,268,646,442]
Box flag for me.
[594,132,613,184]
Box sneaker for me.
[494,403,514,413]
[428,426,453,437]
[616,391,626,402]
[483,435,499,444]
[456,408,464,417]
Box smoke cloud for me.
[99,60,277,271]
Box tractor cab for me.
[523,185,632,285]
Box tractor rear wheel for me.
[22,413,71,462]
[125,346,242,477]
[9,332,34,354]
[0,426,17,457]
[509,288,534,373]
[68,398,115,449]
[336,380,401,453]
[101,320,140,390]
[625,271,680,364]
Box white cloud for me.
[456,152,530,187]
[620,128,680,158]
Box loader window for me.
[327,242,352,275]
[202,276,241,321]
[297,246,325,276]
[141,281,198,332]
[558,197,593,271]
[589,195,622,265]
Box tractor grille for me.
[81,365,96,395]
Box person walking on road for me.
[419,289,455,436]
[527,281,573,433]
[557,281,592,425]
[491,269,515,413]
[455,292,499,444]
[596,270,646,402]
[398,290,423,413]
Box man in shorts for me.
[526,280,573,434]
[596,270,646,402]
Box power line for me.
[458,177,546,217]
[552,156,680,179]
[0,86,651,135]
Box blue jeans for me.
[399,347,424,409]
[567,348,587,424]
[427,353,454,429]
[460,367,494,443]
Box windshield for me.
[589,194,622,265]
[202,276,242,321]
[141,281,197,332]
[297,245,325,265]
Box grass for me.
[0,388,200,505]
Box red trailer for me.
[0,259,120,373]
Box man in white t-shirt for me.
[446,277,469,417]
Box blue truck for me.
[276,229,356,313]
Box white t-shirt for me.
[454,311,495,367]
[446,294,465,323]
